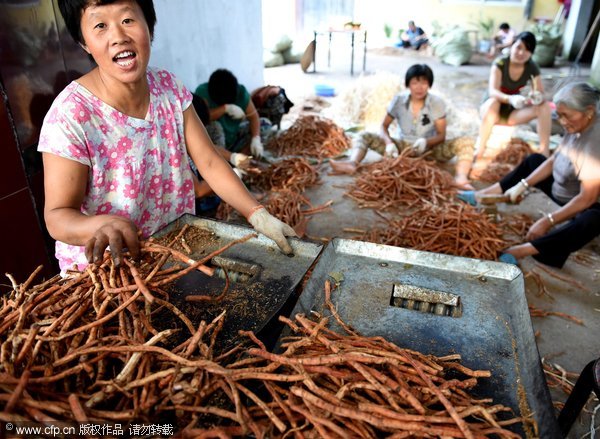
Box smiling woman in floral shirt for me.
[39,0,295,273]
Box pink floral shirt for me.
[38,67,194,273]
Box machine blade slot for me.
[391,283,462,317]
[211,255,261,283]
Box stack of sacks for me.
[264,35,303,67]
[432,26,473,67]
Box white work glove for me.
[229,152,251,168]
[508,94,527,110]
[504,179,528,203]
[412,137,428,155]
[384,142,399,158]
[224,104,245,119]
[247,207,297,254]
[250,136,264,158]
[232,167,245,179]
[528,90,544,106]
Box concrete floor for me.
[264,46,599,437]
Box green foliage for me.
[470,15,495,40]
[384,23,393,38]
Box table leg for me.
[313,31,317,73]
[328,31,332,68]
[350,31,355,75]
[363,30,367,72]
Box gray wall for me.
[150,0,264,94]
[561,0,600,87]
[591,35,600,87]
[561,0,592,60]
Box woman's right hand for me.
[84,217,140,267]
[384,142,399,158]
[508,95,527,109]
[504,180,528,203]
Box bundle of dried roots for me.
[0,231,255,426]
[266,115,350,159]
[478,138,533,183]
[357,203,505,260]
[1,257,531,437]
[246,157,320,192]
[346,148,456,210]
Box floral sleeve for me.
[38,85,92,167]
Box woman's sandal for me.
[499,253,518,265]
[457,191,477,206]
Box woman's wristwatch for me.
[546,212,556,226]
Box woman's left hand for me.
[247,206,297,254]
[528,90,544,106]
[526,216,552,241]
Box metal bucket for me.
[288,238,560,438]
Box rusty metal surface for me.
[289,238,560,438]
[151,214,323,349]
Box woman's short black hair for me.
[405,64,434,87]
[208,69,239,105]
[192,93,210,125]
[58,0,156,45]
[515,31,536,54]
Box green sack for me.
[432,28,472,67]
[264,51,285,68]
[272,35,293,53]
